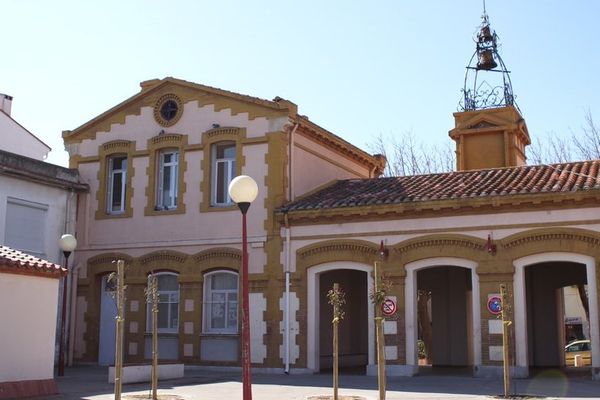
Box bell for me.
[479,25,494,42]
[477,49,497,70]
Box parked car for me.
[565,339,591,366]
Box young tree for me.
[327,283,345,400]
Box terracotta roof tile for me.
[281,160,600,212]
[0,245,65,277]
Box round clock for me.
[154,94,183,127]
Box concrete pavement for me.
[37,366,600,400]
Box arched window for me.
[203,271,238,333]
[146,272,179,333]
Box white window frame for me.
[157,150,179,210]
[211,142,236,206]
[107,155,127,214]
[203,271,239,334]
[146,272,180,334]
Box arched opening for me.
[525,262,589,368]
[417,266,472,371]
[513,252,600,378]
[405,257,481,376]
[318,269,368,373]
[306,262,374,373]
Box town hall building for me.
[64,11,599,380]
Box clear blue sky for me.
[2,0,599,167]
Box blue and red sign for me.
[487,296,502,315]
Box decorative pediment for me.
[88,253,133,266]
[139,250,188,265]
[468,120,497,129]
[451,113,512,135]
[63,77,295,144]
[393,235,486,254]
[193,248,241,263]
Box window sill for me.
[144,205,186,216]
[95,210,133,220]
[144,332,179,337]
[200,332,239,337]
[201,204,238,213]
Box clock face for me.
[160,100,179,121]
[154,94,182,127]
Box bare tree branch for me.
[368,131,455,177]
[573,110,600,160]
[372,112,598,177]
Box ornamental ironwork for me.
[459,8,519,112]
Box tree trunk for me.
[417,291,433,363]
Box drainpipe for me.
[284,122,298,374]
[284,212,291,374]
[65,190,80,366]
[62,189,75,365]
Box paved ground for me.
[39,366,600,400]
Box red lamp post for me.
[228,175,258,400]
[57,234,77,376]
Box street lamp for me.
[57,233,77,377]
[228,175,258,400]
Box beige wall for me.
[292,133,371,199]
[0,273,60,382]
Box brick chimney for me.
[0,93,13,116]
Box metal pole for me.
[241,208,252,400]
[151,275,158,400]
[58,252,70,376]
[333,283,339,400]
[500,284,511,398]
[114,260,125,400]
[374,261,386,400]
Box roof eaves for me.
[284,188,600,222]
[296,116,383,173]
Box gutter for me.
[283,212,291,374]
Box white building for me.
[0,93,87,396]
[0,246,65,398]
[0,93,50,160]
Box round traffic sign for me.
[381,298,397,316]
[487,296,502,315]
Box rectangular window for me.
[107,156,127,214]
[4,197,48,258]
[157,150,178,210]
[203,272,238,333]
[211,142,236,206]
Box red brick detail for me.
[0,378,59,399]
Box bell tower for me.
[449,5,530,171]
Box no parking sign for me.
[381,298,397,317]
[487,295,502,315]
